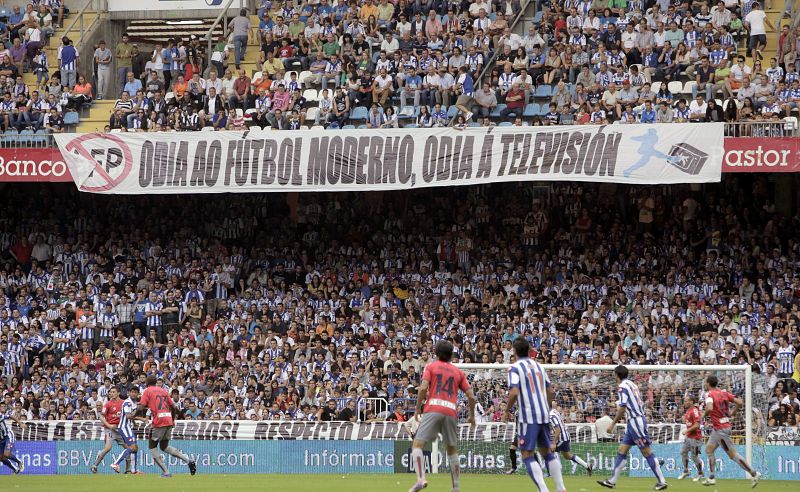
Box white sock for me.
[547,454,565,492]
[572,454,589,469]
[610,453,627,484]
[524,456,549,492]
[448,453,460,489]
[411,447,425,483]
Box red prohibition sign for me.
[64,133,134,192]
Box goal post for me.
[442,363,766,479]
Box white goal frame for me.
[454,364,754,465]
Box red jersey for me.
[102,399,123,425]
[705,388,735,430]
[422,360,470,418]
[140,386,175,428]
[683,405,702,439]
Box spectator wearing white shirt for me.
[380,32,399,56]
[744,2,774,61]
[468,0,492,18]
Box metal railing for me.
[475,0,535,86]
[724,119,798,137]
[205,0,244,68]
[0,132,57,148]
[63,0,105,52]
[357,397,389,421]
[0,121,794,150]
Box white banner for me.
[54,124,724,194]
[108,0,232,11]
[12,419,688,443]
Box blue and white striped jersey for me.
[0,414,15,442]
[118,398,136,438]
[618,379,646,418]
[508,357,551,424]
[549,408,570,445]
[777,346,796,374]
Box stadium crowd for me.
[0,2,72,133]
[0,178,798,431]
[0,0,792,132]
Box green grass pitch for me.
[1,474,796,492]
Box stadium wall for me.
[3,421,799,478]
[2,439,799,478]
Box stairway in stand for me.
[76,15,263,133]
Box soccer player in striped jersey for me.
[549,405,592,475]
[701,375,760,487]
[502,338,566,492]
[598,365,667,491]
[110,387,142,474]
[0,411,25,474]
[95,387,133,474]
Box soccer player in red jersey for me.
[702,375,760,487]
[409,341,476,492]
[136,375,196,477]
[677,394,704,481]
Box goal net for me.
[430,364,768,480]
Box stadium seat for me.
[298,70,312,84]
[342,124,355,129]
[537,104,549,116]
[32,129,48,146]
[446,106,459,118]
[350,106,368,120]
[534,85,551,98]
[498,121,512,126]
[251,71,263,86]
[310,125,324,130]
[305,107,319,122]
[650,81,662,93]
[523,103,538,117]
[667,81,683,95]
[405,124,419,128]
[165,91,175,102]
[356,124,368,129]
[682,81,696,94]
[201,126,215,132]
[284,71,297,83]
[63,111,80,126]
[784,117,798,131]
[490,104,506,117]
[467,122,480,127]
[302,89,318,102]
[398,106,418,118]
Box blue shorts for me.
[621,416,652,449]
[555,441,571,453]
[118,426,136,446]
[0,437,14,453]
[517,422,551,451]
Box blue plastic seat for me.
[490,104,506,117]
[350,106,368,120]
